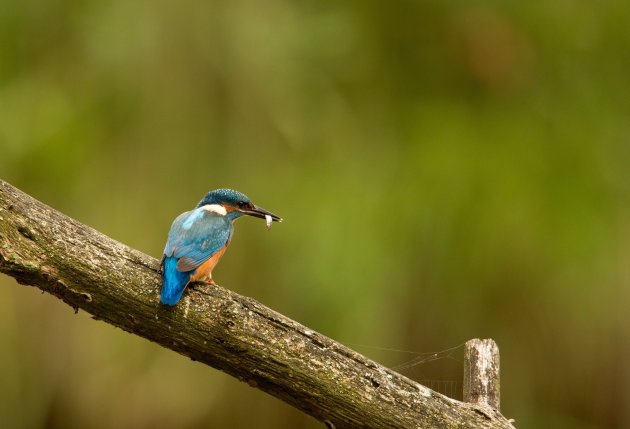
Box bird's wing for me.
[164,208,232,273]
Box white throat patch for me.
[200,204,227,216]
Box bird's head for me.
[196,188,282,223]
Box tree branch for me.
[0,179,515,429]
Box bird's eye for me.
[238,201,248,208]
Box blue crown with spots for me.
[196,189,251,208]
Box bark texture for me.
[464,339,501,410]
[0,179,515,429]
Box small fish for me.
[265,214,273,229]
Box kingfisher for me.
[159,189,282,306]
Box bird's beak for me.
[243,205,282,222]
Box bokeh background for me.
[1,1,629,428]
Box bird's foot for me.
[189,279,217,291]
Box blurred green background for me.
[1,1,629,428]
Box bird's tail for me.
[160,256,190,306]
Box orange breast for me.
[190,246,227,282]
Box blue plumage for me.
[160,256,191,305]
[160,189,282,306]
[165,208,233,271]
